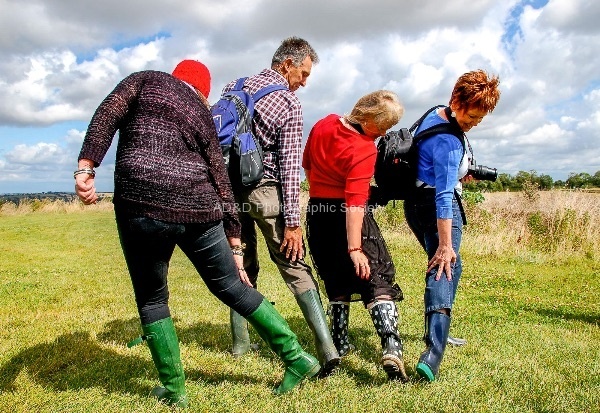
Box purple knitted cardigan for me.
[79,70,240,238]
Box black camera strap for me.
[409,105,473,225]
[443,106,474,162]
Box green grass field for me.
[0,202,599,412]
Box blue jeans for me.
[115,213,264,324]
[404,193,463,315]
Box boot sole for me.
[382,355,409,383]
[152,386,189,408]
[416,362,435,382]
[306,361,322,379]
[274,356,321,395]
[317,356,341,378]
[447,336,467,346]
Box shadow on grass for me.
[98,317,263,386]
[483,294,600,326]
[0,319,270,397]
[83,311,427,391]
[286,315,422,386]
[97,317,232,354]
[532,306,599,326]
[0,331,153,396]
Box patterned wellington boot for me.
[369,301,409,382]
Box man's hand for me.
[280,226,304,262]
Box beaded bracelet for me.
[73,168,96,178]
[348,247,363,254]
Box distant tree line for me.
[0,192,113,205]
[0,192,78,204]
[463,170,600,192]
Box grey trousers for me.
[236,179,318,296]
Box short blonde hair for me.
[345,90,404,131]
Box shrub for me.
[373,201,410,234]
[527,208,590,254]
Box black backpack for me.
[372,105,465,204]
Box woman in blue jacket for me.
[404,70,501,382]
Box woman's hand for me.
[233,253,252,287]
[427,218,456,281]
[350,250,370,280]
[75,159,98,205]
[427,244,456,281]
[229,237,252,287]
[75,174,98,204]
[346,205,368,279]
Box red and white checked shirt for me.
[223,69,304,227]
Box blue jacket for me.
[415,108,465,219]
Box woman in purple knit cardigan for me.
[74,60,319,407]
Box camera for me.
[468,159,498,182]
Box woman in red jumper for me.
[302,90,408,381]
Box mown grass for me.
[0,193,599,412]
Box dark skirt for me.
[305,198,402,306]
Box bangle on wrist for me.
[231,243,245,257]
[348,247,362,254]
[73,167,96,178]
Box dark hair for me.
[449,70,501,113]
[271,37,319,68]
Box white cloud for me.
[538,0,600,33]
[0,0,599,192]
[5,142,69,166]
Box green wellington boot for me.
[246,299,321,395]
[295,289,341,377]
[141,317,188,408]
[230,308,252,357]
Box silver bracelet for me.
[73,168,96,178]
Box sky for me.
[0,0,599,194]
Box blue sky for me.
[0,0,598,193]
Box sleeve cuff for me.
[436,206,454,219]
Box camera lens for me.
[470,165,498,182]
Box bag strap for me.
[233,77,247,91]
[252,84,287,101]
[409,105,446,134]
[230,78,286,154]
[411,107,471,183]
[410,106,466,153]
[232,77,286,101]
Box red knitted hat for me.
[172,60,211,98]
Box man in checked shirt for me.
[220,36,341,377]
